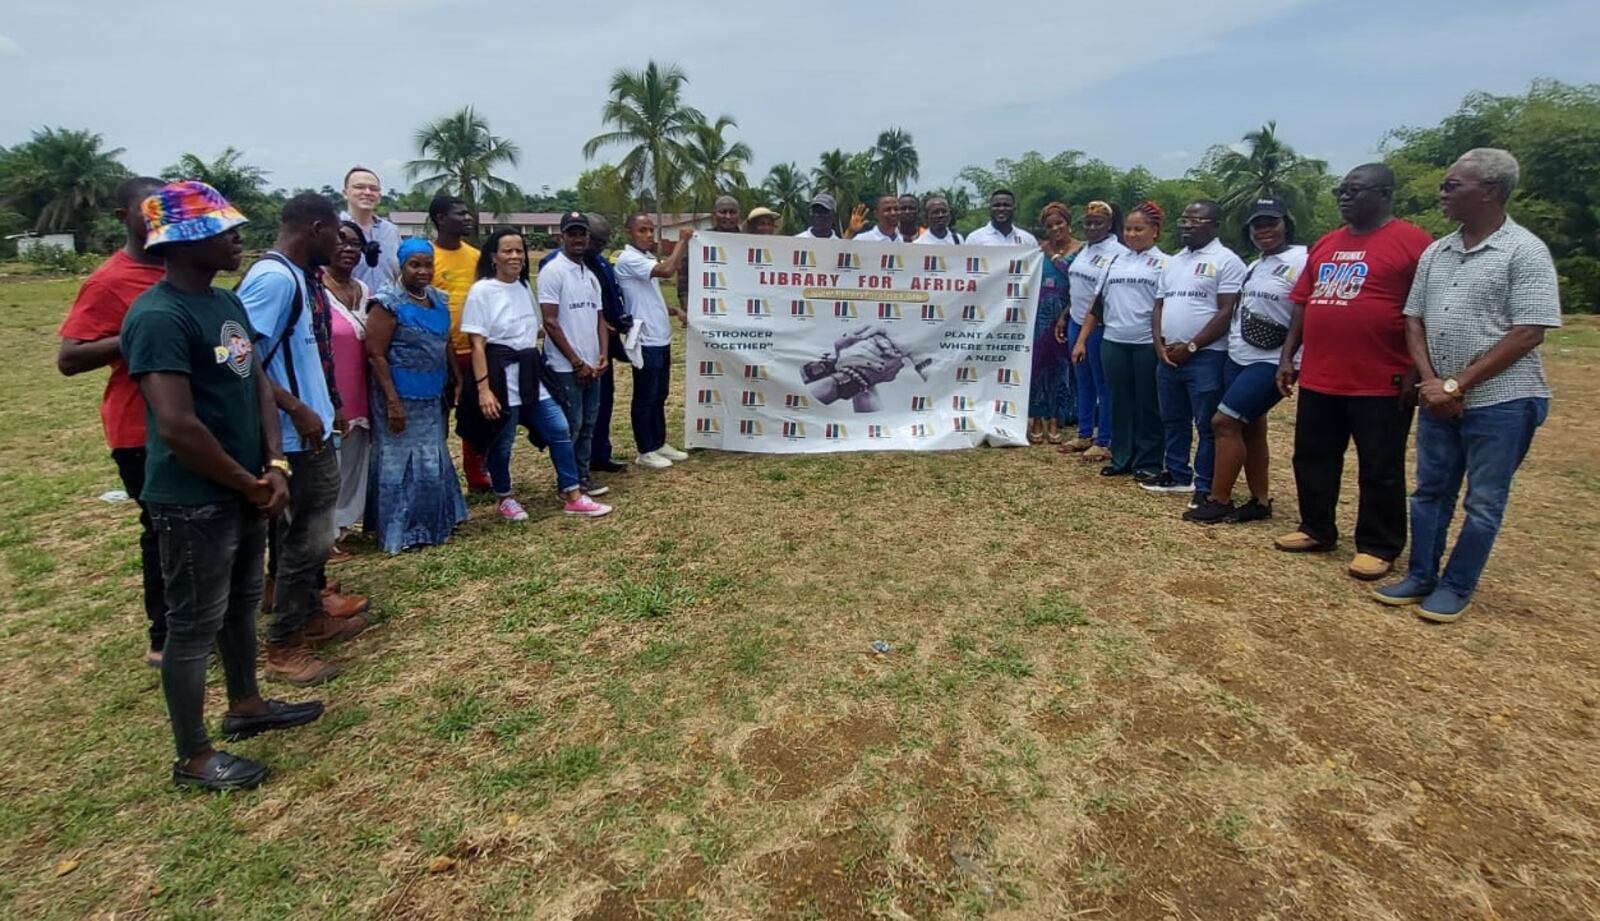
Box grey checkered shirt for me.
[1403,216,1562,408]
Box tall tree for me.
[406,106,523,231]
[762,163,809,234]
[873,128,920,195]
[812,149,864,218]
[681,115,753,214]
[0,127,128,252]
[1200,121,1329,230]
[162,147,270,209]
[583,60,704,233]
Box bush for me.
[20,244,103,275]
[1556,255,1600,314]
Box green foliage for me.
[0,127,129,253]
[17,243,102,274]
[575,164,635,234]
[1193,120,1330,241]
[406,106,523,225]
[873,128,920,195]
[680,115,753,215]
[584,60,703,224]
[761,162,809,234]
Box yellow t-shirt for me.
[432,242,481,353]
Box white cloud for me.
[0,33,19,54]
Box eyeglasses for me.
[1177,217,1216,227]
[336,238,363,250]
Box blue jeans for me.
[488,397,581,495]
[1067,318,1110,445]
[149,500,265,760]
[553,372,602,484]
[1408,397,1547,597]
[632,345,672,454]
[1155,348,1226,494]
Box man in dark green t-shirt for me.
[120,180,323,791]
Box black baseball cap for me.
[1245,197,1289,223]
[559,211,590,232]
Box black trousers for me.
[1291,387,1413,559]
[111,447,166,652]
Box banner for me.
[683,232,1041,453]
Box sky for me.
[3,0,1599,199]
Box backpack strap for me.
[239,252,304,397]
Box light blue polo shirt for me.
[237,255,335,453]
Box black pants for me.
[592,333,620,465]
[111,447,166,652]
[150,500,264,759]
[1292,387,1413,559]
[267,442,339,646]
[631,345,672,454]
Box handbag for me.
[1237,263,1288,351]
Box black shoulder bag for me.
[1237,262,1288,351]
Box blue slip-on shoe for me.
[1417,587,1472,623]
[1372,575,1435,607]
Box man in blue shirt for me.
[539,212,631,472]
[339,166,402,291]
[237,193,368,686]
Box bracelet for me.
[475,375,489,384]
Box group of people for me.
[55,168,702,789]
[56,146,1559,790]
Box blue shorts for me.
[1218,360,1283,423]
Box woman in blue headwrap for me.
[364,239,468,553]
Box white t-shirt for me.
[795,228,837,239]
[1065,237,1132,324]
[535,252,603,372]
[854,226,899,243]
[460,278,548,406]
[612,245,673,348]
[1229,245,1308,366]
[1100,247,1167,345]
[1157,237,1247,352]
[913,229,960,246]
[965,223,1038,246]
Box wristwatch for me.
[1186,341,1199,354]
[267,458,292,478]
[1442,378,1462,397]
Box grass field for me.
[2,269,1598,920]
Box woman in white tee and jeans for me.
[459,229,610,520]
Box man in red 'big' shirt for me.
[57,176,169,667]
[1272,163,1434,581]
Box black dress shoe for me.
[220,698,325,741]
[173,751,269,791]
[590,459,627,473]
[1099,465,1131,477]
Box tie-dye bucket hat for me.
[141,180,247,250]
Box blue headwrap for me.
[396,237,433,266]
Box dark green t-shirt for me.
[122,281,264,505]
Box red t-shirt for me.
[57,251,167,450]
[1291,219,1433,396]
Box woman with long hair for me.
[457,228,611,520]
[1030,202,1082,444]
[1055,201,1130,462]
[1078,201,1168,479]
[364,239,469,553]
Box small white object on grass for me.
[99,490,130,503]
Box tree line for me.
[0,72,1594,311]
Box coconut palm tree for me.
[1208,121,1329,224]
[680,115,753,215]
[0,127,128,252]
[873,128,920,195]
[583,61,705,233]
[811,149,859,214]
[762,163,809,234]
[406,106,523,231]
[162,147,270,209]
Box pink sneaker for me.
[497,497,529,522]
[563,494,612,518]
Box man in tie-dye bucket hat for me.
[120,180,325,791]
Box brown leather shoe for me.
[1273,530,1334,553]
[321,590,370,618]
[265,641,341,686]
[322,579,342,595]
[303,611,368,646]
[1347,553,1393,581]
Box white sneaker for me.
[656,444,689,462]
[635,451,672,469]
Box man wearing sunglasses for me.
[1272,164,1434,581]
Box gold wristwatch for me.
[267,458,292,478]
[1442,378,1462,397]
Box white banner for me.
[683,231,1041,453]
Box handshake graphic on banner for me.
[802,324,933,413]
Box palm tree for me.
[873,128,920,195]
[0,128,128,252]
[583,61,704,233]
[1209,121,1329,224]
[680,115,753,215]
[762,163,809,234]
[406,106,523,231]
[812,149,859,217]
[162,147,270,209]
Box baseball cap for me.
[747,206,780,221]
[559,211,590,232]
[1245,197,1289,223]
[142,180,247,250]
[809,193,836,212]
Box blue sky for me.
[2,0,1597,196]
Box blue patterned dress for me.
[366,287,467,553]
[1030,251,1077,423]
